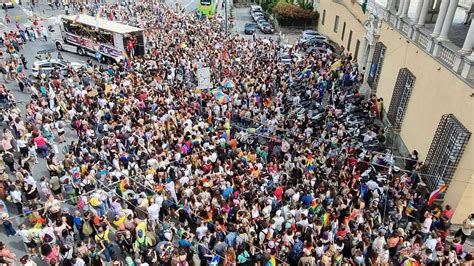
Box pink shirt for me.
[34,136,47,147]
[1,139,12,151]
[45,247,59,264]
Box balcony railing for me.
[401,20,410,36]
[439,45,456,67]
[389,13,397,26]
[384,8,474,87]
[416,30,429,50]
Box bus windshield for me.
[200,0,211,5]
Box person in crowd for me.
[0,2,471,266]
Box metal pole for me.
[224,0,228,33]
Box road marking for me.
[184,0,196,10]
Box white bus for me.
[55,14,145,64]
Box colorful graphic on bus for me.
[198,0,215,17]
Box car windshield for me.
[246,24,256,28]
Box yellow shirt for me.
[95,229,110,242]
[113,215,126,229]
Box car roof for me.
[35,59,67,65]
[308,35,327,40]
[303,29,319,34]
[245,23,257,26]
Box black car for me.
[259,21,274,34]
[301,38,331,49]
[244,23,257,35]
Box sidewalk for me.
[447,224,474,253]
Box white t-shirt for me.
[73,258,85,266]
[18,228,31,243]
[147,203,160,220]
[462,218,473,235]
[196,225,208,240]
[421,217,432,234]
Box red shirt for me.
[274,186,283,201]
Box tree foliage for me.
[296,0,313,10]
[272,2,318,20]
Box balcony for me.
[380,1,474,88]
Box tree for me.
[272,2,317,20]
[296,0,313,10]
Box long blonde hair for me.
[226,247,236,263]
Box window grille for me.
[387,68,415,129]
[421,114,471,192]
[367,42,386,92]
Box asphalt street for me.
[0,0,281,262]
[0,2,95,264]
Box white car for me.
[31,59,83,78]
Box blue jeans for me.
[103,244,114,262]
[96,203,106,216]
[3,220,16,236]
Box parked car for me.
[253,13,265,22]
[250,5,263,14]
[279,52,293,65]
[299,36,330,49]
[298,30,327,45]
[259,21,274,34]
[301,29,324,39]
[0,0,14,8]
[244,23,257,35]
[251,10,264,17]
[31,59,83,78]
[306,46,329,55]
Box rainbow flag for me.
[266,256,276,266]
[428,184,448,205]
[309,200,319,214]
[119,179,128,192]
[222,118,231,141]
[298,65,312,79]
[330,59,342,72]
[322,212,329,227]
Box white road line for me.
[184,0,196,10]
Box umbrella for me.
[222,80,235,89]
[211,89,230,104]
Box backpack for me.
[289,240,303,261]
[82,221,93,237]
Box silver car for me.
[31,59,83,78]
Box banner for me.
[197,67,212,89]
[65,32,96,50]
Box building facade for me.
[315,0,473,224]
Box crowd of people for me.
[0,1,472,266]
